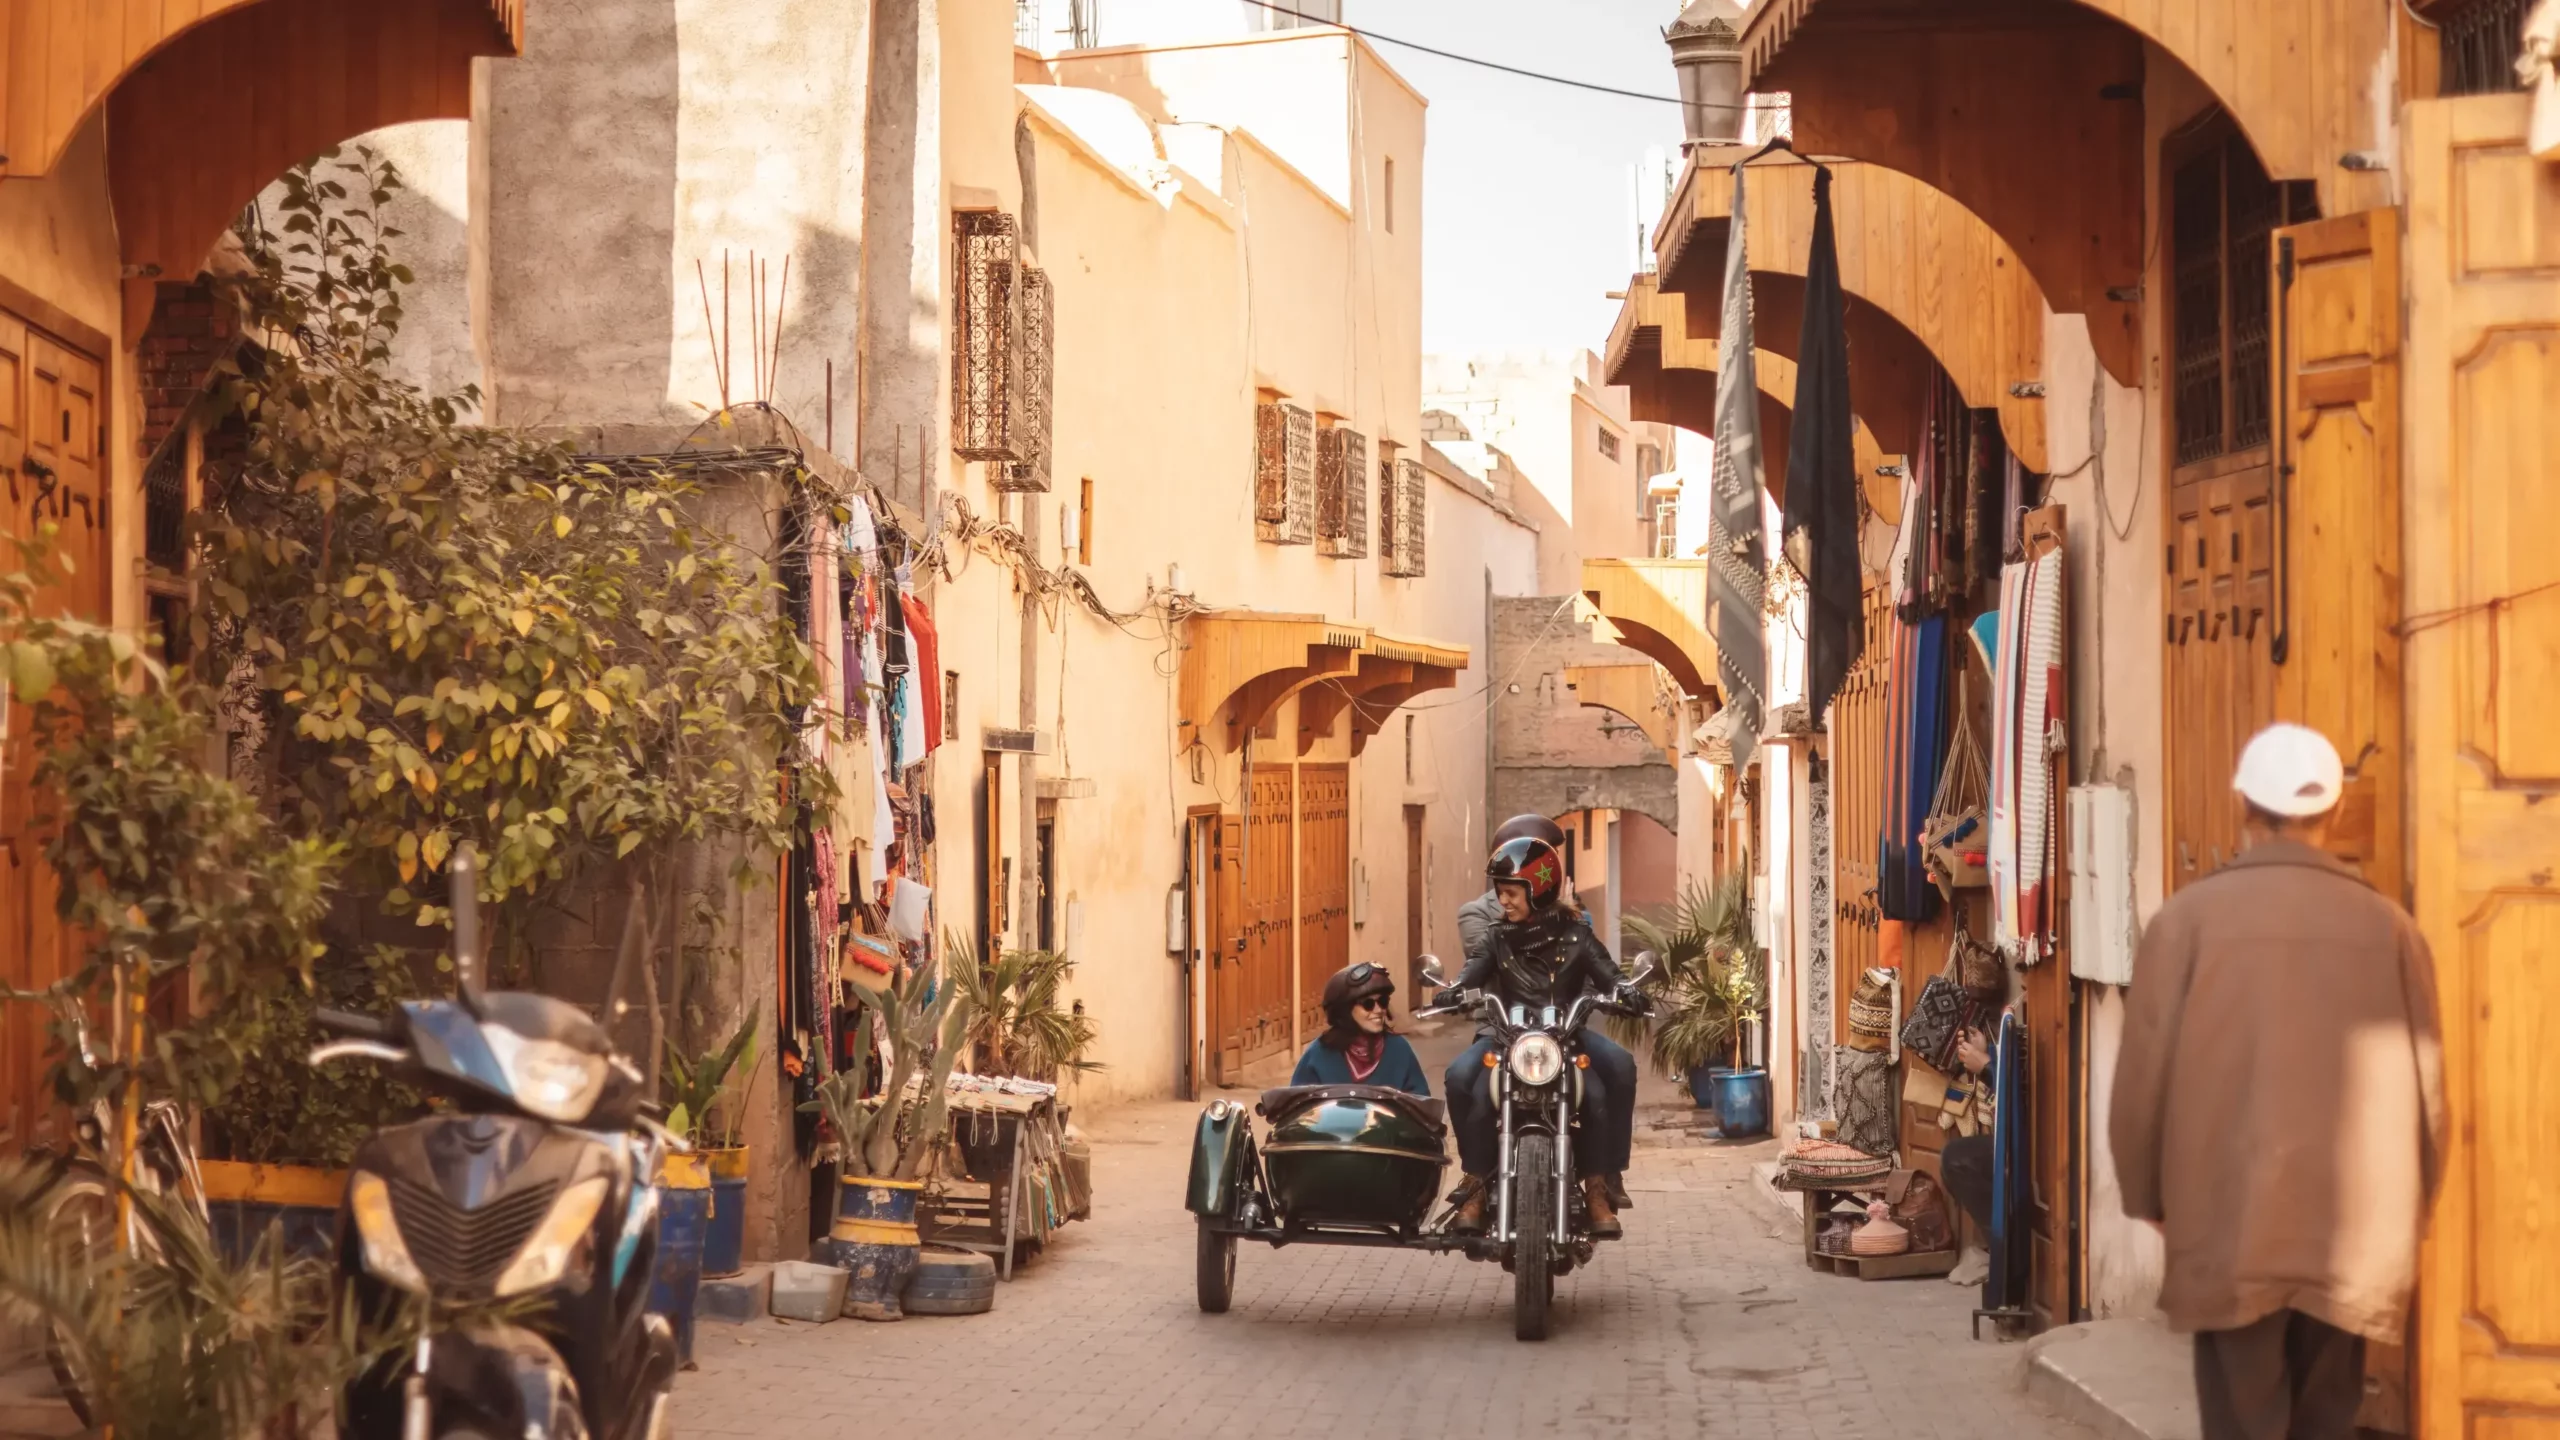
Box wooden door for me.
[1199,811,1243,1088]
[1829,585,1893,1038]
[1296,763,1350,1041]
[2403,95,2560,1440]
[2163,460,2277,891]
[0,313,107,1153]
[2270,208,2404,898]
[1239,766,1295,1070]
[2022,948,2073,1329]
[1403,804,1425,996]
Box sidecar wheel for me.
[1196,1220,1237,1314]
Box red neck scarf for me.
[1344,1033,1386,1082]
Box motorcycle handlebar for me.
[313,1007,394,1042]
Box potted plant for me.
[663,1008,759,1279]
[945,938,1102,1081]
[801,950,976,1321]
[1619,873,1758,1110]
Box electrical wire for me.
[1232,0,1684,105]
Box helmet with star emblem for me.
[1485,836,1566,911]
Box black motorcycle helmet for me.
[1319,962,1396,1047]
[1486,836,1567,912]
[1491,813,1567,849]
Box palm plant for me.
[801,947,976,1181]
[663,1007,759,1146]
[942,935,1103,1081]
[0,1156,409,1440]
[1617,872,1765,1078]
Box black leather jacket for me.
[1444,909,1625,1020]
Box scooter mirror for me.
[1416,955,1446,989]
[1628,950,1661,988]
[450,843,486,1017]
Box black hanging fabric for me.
[1781,165,1864,723]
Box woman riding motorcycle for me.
[1439,835,1643,1237]
[1290,963,1431,1093]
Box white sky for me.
[1359,0,1689,353]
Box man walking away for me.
[2109,724,2446,1440]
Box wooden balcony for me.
[1652,155,2051,470]
[1603,275,1891,517]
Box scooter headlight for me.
[483,1025,608,1123]
[495,1176,612,1298]
[1507,1033,1565,1087]
[348,1172,429,1294]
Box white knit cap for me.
[2232,723,2345,818]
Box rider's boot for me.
[1452,1175,1490,1233]
[1582,1175,1622,1238]
[1605,1172,1632,1210]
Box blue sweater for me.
[1289,1033,1431,1095]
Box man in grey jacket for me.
[2110,724,2445,1440]
[1450,815,1641,1213]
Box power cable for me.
[1233,0,1684,105]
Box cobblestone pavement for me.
[671,1023,2091,1440]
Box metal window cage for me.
[1317,425,1369,558]
[143,436,187,572]
[996,266,1054,492]
[953,211,1027,462]
[1383,456,1426,577]
[1255,401,1316,544]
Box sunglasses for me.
[1352,996,1391,1013]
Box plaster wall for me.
[474,0,871,437]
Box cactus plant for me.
[802,944,977,1181]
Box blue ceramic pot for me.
[1715,1068,1772,1139]
[824,1176,924,1321]
[702,1147,750,1279]
[647,1153,713,1366]
[1687,1065,1737,1111]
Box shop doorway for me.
[1403,805,1425,995]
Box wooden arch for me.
[1604,277,1894,515]
[1580,559,1717,703]
[1178,613,1467,756]
[1656,158,2050,473]
[105,0,524,285]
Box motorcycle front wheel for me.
[40,1165,114,1424]
[1510,1132,1555,1341]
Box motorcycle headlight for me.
[348,1172,429,1294]
[483,1026,608,1123]
[495,1176,611,1298]
[1507,1033,1565,1087]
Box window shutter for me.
[1255,400,1315,544]
[1382,455,1426,577]
[953,212,1026,462]
[995,265,1053,491]
[1317,424,1369,558]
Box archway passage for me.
[1655,157,2051,472]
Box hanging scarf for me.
[1781,165,1864,725]
[1708,160,1769,769]
[1343,1033,1386,1083]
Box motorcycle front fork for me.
[1491,1091,1576,1248]
[400,1337,432,1440]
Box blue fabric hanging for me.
[1879,614,1948,921]
[1985,1010,2031,1314]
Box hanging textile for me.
[1984,1010,2032,1316]
[1896,384,1940,619]
[1708,159,1769,769]
[1989,545,2066,961]
[1878,614,1947,921]
[1781,165,1863,724]
[903,591,943,756]
[2525,0,2559,161]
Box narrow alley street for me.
[671,1022,2091,1440]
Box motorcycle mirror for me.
[450,842,487,1017]
[1416,954,1446,989]
[1629,950,1661,988]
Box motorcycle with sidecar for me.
[1184,954,1653,1340]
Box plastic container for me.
[768,1260,849,1323]
[1715,1067,1773,1138]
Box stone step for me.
[2021,1317,2199,1440]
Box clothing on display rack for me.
[1879,613,1948,922]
